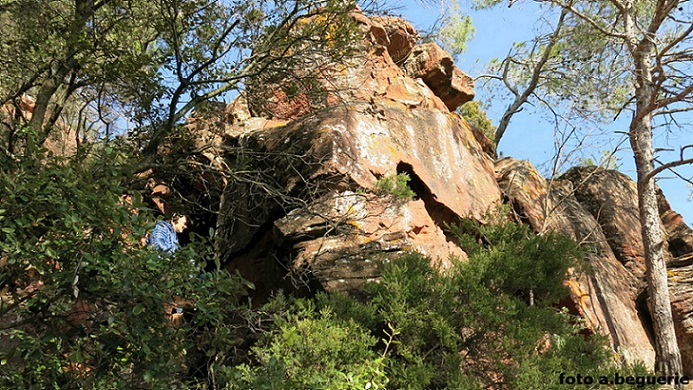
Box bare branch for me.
[653,83,693,111]
[548,0,628,39]
[647,156,693,183]
[494,7,569,144]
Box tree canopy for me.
[0,0,361,158]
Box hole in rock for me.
[396,162,460,243]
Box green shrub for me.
[224,297,387,390]
[459,100,497,144]
[213,214,655,389]
[11,142,652,389]
[449,213,584,305]
[374,173,416,200]
[0,145,250,389]
[577,149,622,170]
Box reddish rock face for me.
[657,187,693,262]
[180,9,693,377]
[1,95,78,157]
[656,188,693,375]
[210,10,496,304]
[561,167,647,281]
[216,101,500,300]
[273,192,467,295]
[563,166,693,376]
[369,15,418,64]
[403,43,475,111]
[495,158,656,369]
[246,10,474,121]
[495,161,693,375]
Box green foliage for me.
[0,0,363,154]
[227,215,651,389]
[374,173,416,200]
[0,145,250,389]
[359,254,474,389]
[577,150,622,170]
[468,1,635,146]
[224,296,388,390]
[438,8,475,57]
[449,212,584,305]
[459,100,497,143]
[0,181,644,390]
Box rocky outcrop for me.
[180,9,693,377]
[245,10,475,122]
[561,167,647,281]
[656,192,693,377]
[217,99,500,297]
[564,166,693,376]
[403,43,475,111]
[213,11,498,299]
[274,192,467,294]
[496,158,656,369]
[366,15,418,64]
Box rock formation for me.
[496,159,656,368]
[3,7,692,383]
[213,10,497,299]
[563,166,693,375]
[177,10,693,376]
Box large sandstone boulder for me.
[561,167,647,281]
[218,102,500,298]
[208,11,499,299]
[273,191,467,295]
[500,163,693,375]
[244,9,474,121]
[402,43,475,111]
[365,15,418,64]
[175,9,693,376]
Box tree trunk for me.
[631,123,684,380]
[629,35,684,384]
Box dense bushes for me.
[0,147,250,389]
[225,297,387,390]
[218,216,655,389]
[1,145,653,388]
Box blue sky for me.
[392,1,693,225]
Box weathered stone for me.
[495,158,656,369]
[176,10,693,376]
[402,43,475,111]
[245,11,474,122]
[657,188,693,261]
[150,183,173,216]
[370,16,418,64]
[217,101,500,299]
[562,167,647,281]
[657,188,693,375]
[464,115,497,159]
[225,95,251,125]
[562,166,693,375]
[273,191,466,294]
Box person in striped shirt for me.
[146,214,191,323]
[147,214,189,254]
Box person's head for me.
[171,214,190,233]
